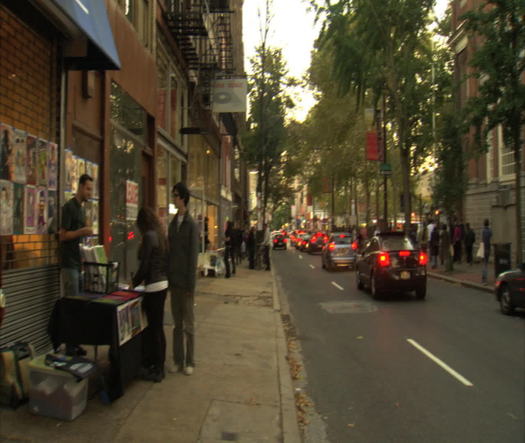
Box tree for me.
[314,0,436,230]
[243,1,295,225]
[461,0,525,263]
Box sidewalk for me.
[428,259,497,293]
[0,265,301,442]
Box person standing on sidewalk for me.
[464,223,476,265]
[168,183,199,376]
[452,222,462,263]
[429,223,440,269]
[481,219,492,284]
[247,225,256,269]
[59,174,93,356]
[224,220,235,278]
[132,207,168,383]
[263,223,271,271]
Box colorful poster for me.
[126,180,139,221]
[13,129,26,184]
[37,139,48,186]
[47,190,57,234]
[48,142,58,190]
[26,135,37,185]
[77,158,86,179]
[85,199,99,236]
[65,149,73,191]
[13,183,24,235]
[36,187,47,234]
[0,123,14,180]
[71,155,79,193]
[92,163,99,198]
[0,180,13,235]
[85,161,93,181]
[24,185,36,234]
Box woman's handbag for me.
[476,242,485,259]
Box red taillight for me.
[328,242,336,251]
[127,231,135,240]
[399,250,411,257]
[311,235,317,243]
[284,238,288,243]
[339,234,345,238]
[351,241,358,250]
[418,252,428,266]
[378,252,391,267]
[323,236,328,243]
[273,239,278,243]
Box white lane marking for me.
[331,281,344,291]
[309,264,315,269]
[299,255,303,259]
[407,339,474,387]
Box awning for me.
[36,0,121,70]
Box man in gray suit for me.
[168,182,199,375]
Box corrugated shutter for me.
[0,265,60,353]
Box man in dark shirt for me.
[59,174,93,355]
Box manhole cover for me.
[319,301,378,314]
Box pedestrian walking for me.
[224,220,235,278]
[58,173,93,356]
[167,182,199,376]
[481,219,492,284]
[247,225,256,269]
[429,223,440,269]
[132,207,168,382]
[263,223,271,271]
[464,223,476,265]
[453,222,462,263]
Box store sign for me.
[211,79,247,113]
[126,180,139,221]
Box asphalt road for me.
[273,246,525,443]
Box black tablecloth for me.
[48,295,143,401]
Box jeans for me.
[224,246,236,277]
[61,267,81,298]
[142,290,167,371]
[170,287,195,367]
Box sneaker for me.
[167,363,181,374]
[184,366,194,376]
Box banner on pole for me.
[366,131,379,161]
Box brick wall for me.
[0,5,58,140]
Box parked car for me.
[355,232,428,300]
[495,265,525,315]
[321,232,358,271]
[307,232,328,254]
[272,233,287,250]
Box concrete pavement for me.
[0,265,301,443]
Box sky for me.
[243,0,450,122]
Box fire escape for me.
[163,0,235,108]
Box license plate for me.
[400,271,410,280]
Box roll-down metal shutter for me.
[0,265,60,353]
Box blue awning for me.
[51,0,121,70]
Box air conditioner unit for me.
[495,188,513,207]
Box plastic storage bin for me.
[28,355,88,421]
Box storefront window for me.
[110,83,145,282]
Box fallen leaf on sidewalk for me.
[356,336,364,340]
[347,423,355,428]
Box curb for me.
[428,272,494,294]
[271,262,302,443]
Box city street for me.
[274,247,525,443]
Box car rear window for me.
[333,234,352,244]
[380,236,415,251]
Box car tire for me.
[499,284,515,315]
[415,285,427,300]
[356,270,364,290]
[371,273,382,299]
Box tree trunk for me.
[400,147,412,231]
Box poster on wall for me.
[65,149,73,191]
[92,163,99,198]
[24,185,36,234]
[91,199,99,235]
[13,129,26,184]
[0,180,13,235]
[48,142,58,190]
[0,123,13,180]
[36,187,48,235]
[37,139,48,186]
[126,180,139,222]
[26,135,37,186]
[71,155,79,193]
[77,157,86,179]
[47,190,57,234]
[13,183,24,235]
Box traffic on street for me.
[273,243,525,443]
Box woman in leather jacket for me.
[132,207,168,382]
